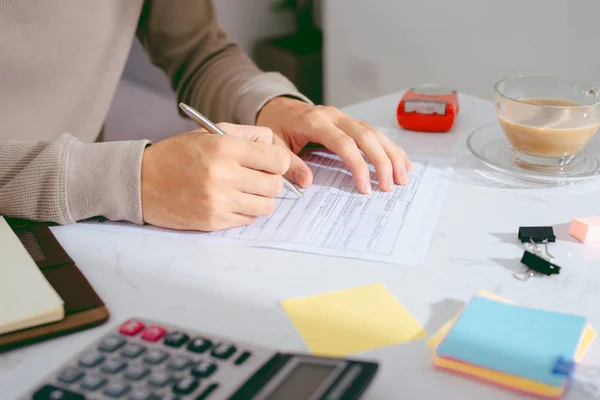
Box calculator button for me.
[211,343,236,360]
[191,360,217,378]
[141,325,167,342]
[128,388,155,400]
[99,335,126,352]
[196,383,219,400]
[101,358,128,374]
[58,367,84,384]
[80,374,107,390]
[164,331,189,348]
[144,349,169,365]
[33,384,85,400]
[120,320,145,336]
[121,343,146,358]
[173,377,199,395]
[103,381,130,398]
[234,351,251,365]
[149,371,172,388]
[167,355,191,371]
[78,351,105,368]
[187,338,212,354]
[124,364,150,380]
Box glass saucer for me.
[466,123,600,184]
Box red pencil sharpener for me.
[396,84,459,132]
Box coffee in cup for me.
[497,98,600,158]
[495,75,600,166]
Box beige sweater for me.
[0,0,309,225]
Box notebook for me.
[0,216,64,335]
[428,291,596,398]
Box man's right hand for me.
[141,123,291,231]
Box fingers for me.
[216,122,274,144]
[272,134,313,188]
[233,192,277,217]
[208,213,257,231]
[377,131,410,184]
[372,125,413,173]
[357,121,413,184]
[286,152,313,188]
[228,138,291,175]
[236,167,284,197]
[316,125,372,194]
[196,125,289,174]
[337,118,395,191]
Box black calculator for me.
[25,318,379,400]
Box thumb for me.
[215,122,274,144]
[272,134,313,188]
[287,152,313,188]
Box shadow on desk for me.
[445,155,560,190]
[423,298,465,336]
[552,222,581,244]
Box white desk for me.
[3,88,600,400]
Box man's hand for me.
[141,124,290,231]
[256,97,413,194]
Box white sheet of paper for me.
[82,149,451,266]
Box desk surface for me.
[3,88,600,400]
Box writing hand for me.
[141,123,290,231]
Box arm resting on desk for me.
[0,134,149,225]
[135,0,312,126]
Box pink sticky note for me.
[570,217,600,243]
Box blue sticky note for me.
[436,296,586,387]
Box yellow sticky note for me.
[280,283,426,357]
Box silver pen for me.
[178,102,304,198]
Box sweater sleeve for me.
[135,0,313,126]
[0,133,149,225]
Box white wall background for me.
[323,0,600,108]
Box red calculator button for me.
[141,326,167,342]
[119,320,145,336]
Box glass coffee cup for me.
[494,75,600,166]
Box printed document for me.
[83,149,450,266]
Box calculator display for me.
[265,361,338,399]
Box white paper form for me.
[82,148,451,266]
[196,149,449,265]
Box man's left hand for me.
[256,97,413,194]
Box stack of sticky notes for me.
[570,217,600,243]
[428,292,596,398]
